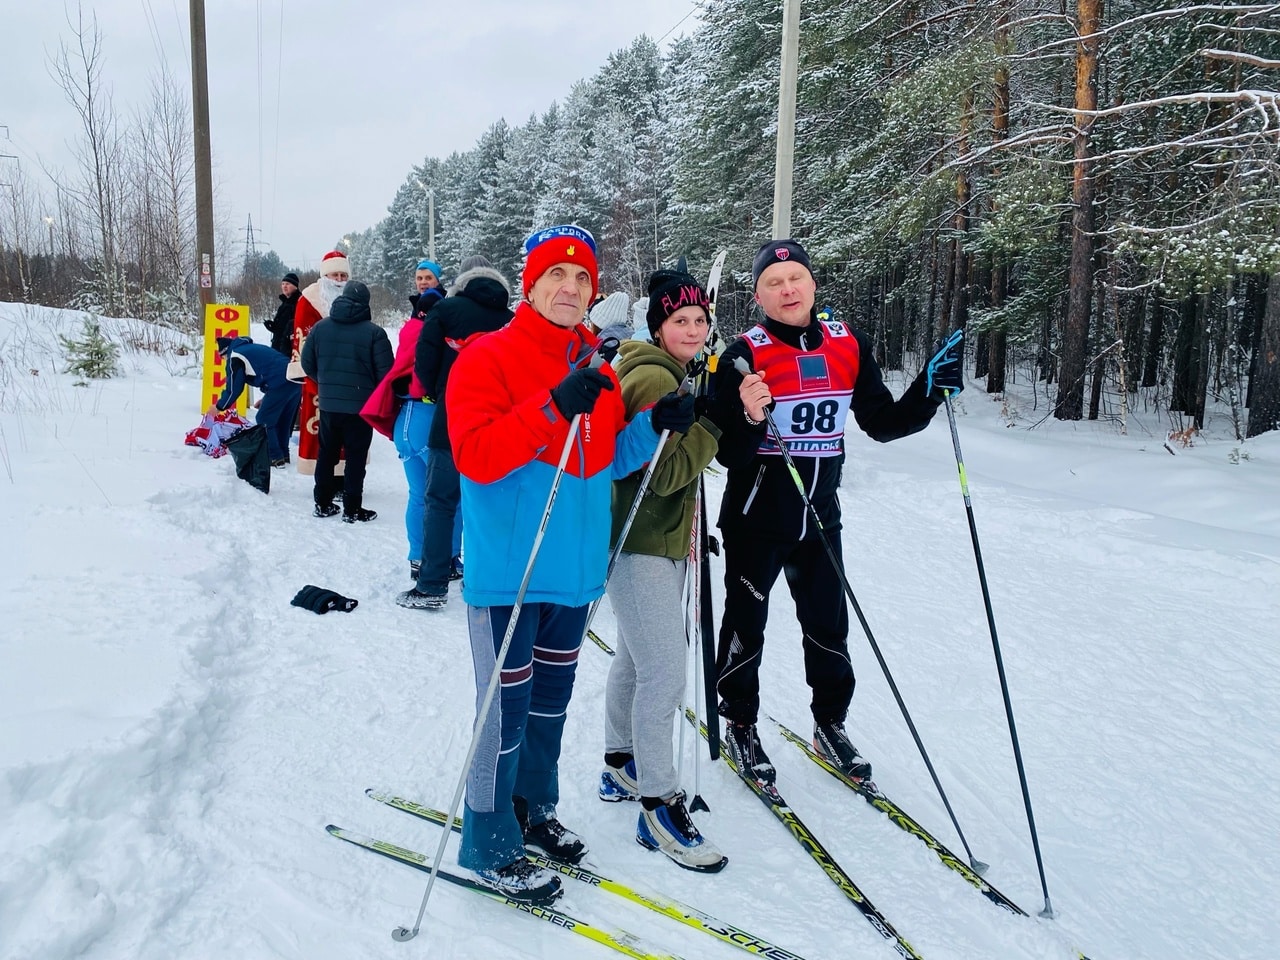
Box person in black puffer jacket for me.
[301,280,394,521]
[397,256,513,607]
[264,272,302,356]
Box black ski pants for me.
[715,527,854,727]
[315,410,373,514]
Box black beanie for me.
[282,272,300,287]
[751,238,813,289]
[215,336,235,355]
[645,269,710,338]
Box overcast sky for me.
[2,0,701,272]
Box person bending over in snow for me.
[210,335,302,467]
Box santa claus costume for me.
[290,250,351,476]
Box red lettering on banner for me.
[215,307,241,323]
[213,372,226,387]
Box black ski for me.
[766,715,1025,915]
[364,790,811,960]
[686,711,923,960]
[326,824,683,960]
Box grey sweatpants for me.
[604,551,688,799]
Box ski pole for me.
[942,389,1056,917]
[395,348,617,943]
[578,374,696,646]
[731,356,989,875]
[688,480,709,812]
[695,473,721,765]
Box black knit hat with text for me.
[751,238,813,288]
[645,269,711,338]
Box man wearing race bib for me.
[709,237,963,784]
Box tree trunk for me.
[938,237,956,344]
[1142,301,1165,388]
[1123,292,1146,393]
[885,262,905,371]
[926,232,941,354]
[1055,0,1104,420]
[949,88,974,341]
[987,2,1011,395]
[1088,268,1106,420]
[988,264,1008,392]
[1246,270,1280,437]
[1171,295,1199,414]
[1246,274,1268,407]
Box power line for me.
[170,0,191,69]
[140,0,172,74]
[656,2,700,44]
[256,0,264,228]
[268,0,285,244]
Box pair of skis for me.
[330,788,809,960]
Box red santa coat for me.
[290,282,346,476]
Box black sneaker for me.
[514,797,587,864]
[409,560,421,580]
[342,508,377,523]
[395,588,447,610]
[271,457,289,468]
[472,857,562,905]
[449,555,464,581]
[814,721,873,781]
[724,721,776,784]
[314,502,340,518]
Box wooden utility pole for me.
[190,0,215,307]
[771,0,801,240]
[427,189,436,262]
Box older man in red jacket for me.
[445,225,696,905]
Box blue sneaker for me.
[598,758,640,802]
[637,791,727,872]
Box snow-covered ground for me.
[1,300,1277,960]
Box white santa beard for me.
[319,276,346,312]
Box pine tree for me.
[60,315,120,382]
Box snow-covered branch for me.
[1202,48,1280,68]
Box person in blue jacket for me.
[211,336,302,466]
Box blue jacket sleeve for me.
[216,358,247,410]
[611,409,658,479]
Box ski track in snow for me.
[2,303,1278,960]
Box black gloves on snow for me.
[651,390,697,434]
[550,367,614,419]
[925,329,965,401]
[291,584,359,614]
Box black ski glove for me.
[924,329,965,401]
[550,367,614,419]
[651,390,696,434]
[291,584,359,614]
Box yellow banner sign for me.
[202,304,251,414]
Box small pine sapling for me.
[60,315,120,385]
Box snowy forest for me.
[3,0,1280,434]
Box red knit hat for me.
[320,250,351,277]
[521,225,598,300]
